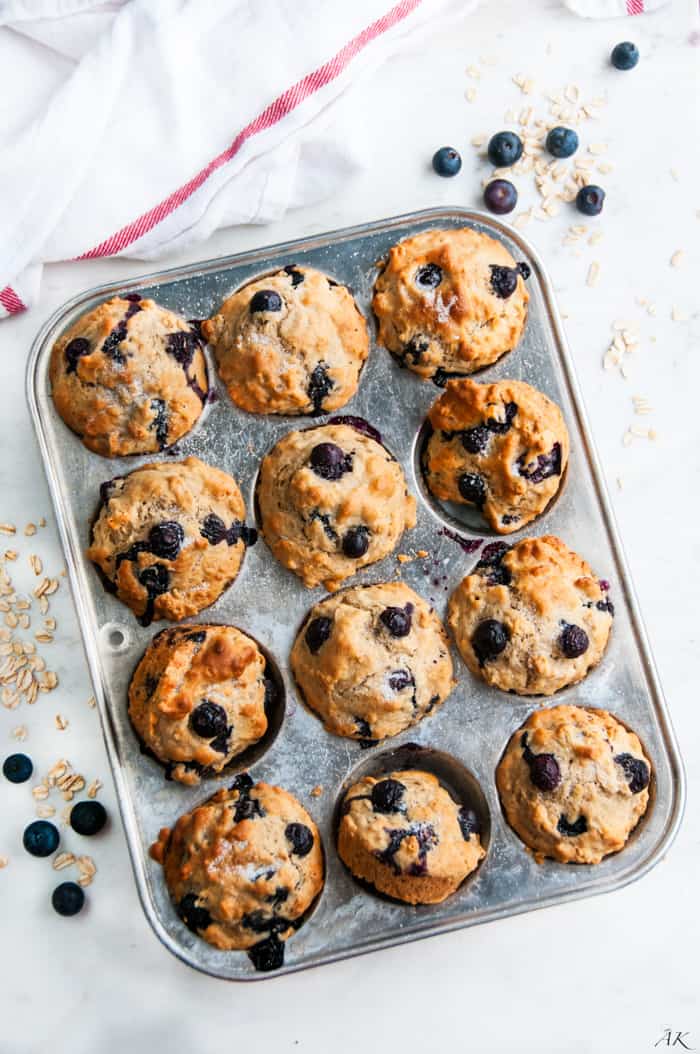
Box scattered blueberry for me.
[458,472,486,506]
[483,179,517,215]
[379,604,413,638]
[250,289,282,313]
[309,442,352,481]
[23,820,59,857]
[148,521,184,561]
[528,753,561,792]
[70,800,107,837]
[415,263,443,289]
[371,778,406,814]
[487,131,523,167]
[471,619,509,664]
[614,753,650,794]
[611,41,639,70]
[546,126,579,159]
[52,882,85,917]
[342,526,370,559]
[388,669,413,692]
[458,806,481,839]
[189,700,228,740]
[285,822,314,856]
[560,624,589,659]
[432,146,462,177]
[557,814,588,837]
[3,753,33,783]
[305,616,332,653]
[460,425,490,454]
[576,185,605,216]
[178,892,212,933]
[64,337,91,374]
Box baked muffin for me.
[497,705,651,864]
[372,227,529,382]
[50,294,207,456]
[150,775,324,970]
[424,378,569,533]
[291,582,453,741]
[337,770,485,903]
[88,456,256,625]
[256,422,416,590]
[447,536,614,696]
[202,266,369,415]
[128,624,271,785]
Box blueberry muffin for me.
[447,536,614,696]
[424,378,569,533]
[50,294,207,456]
[128,624,271,785]
[497,705,651,864]
[202,266,369,415]
[256,422,416,590]
[372,227,530,382]
[88,456,256,625]
[337,770,485,903]
[291,583,453,741]
[150,775,324,969]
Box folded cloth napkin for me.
[0,0,665,319]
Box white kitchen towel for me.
[0,0,665,319]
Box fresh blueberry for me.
[23,820,60,857]
[557,814,588,837]
[305,616,332,653]
[3,753,33,783]
[52,882,85,917]
[483,179,518,215]
[148,521,184,561]
[342,526,369,559]
[614,753,650,794]
[307,362,334,414]
[309,442,352,481]
[471,619,509,664]
[560,624,589,658]
[200,513,227,544]
[70,800,107,836]
[576,185,605,216]
[415,263,443,289]
[490,265,518,299]
[432,146,462,177]
[458,472,486,506]
[177,892,212,933]
[250,289,283,312]
[487,131,523,167]
[64,337,91,374]
[371,778,406,814]
[528,753,561,792]
[248,933,285,971]
[285,822,314,856]
[458,806,481,839]
[611,41,639,70]
[460,425,490,454]
[189,700,228,740]
[379,604,413,637]
[545,126,579,159]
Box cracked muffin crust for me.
[202,266,369,415]
[424,378,569,533]
[256,422,416,590]
[337,770,485,903]
[150,775,324,969]
[50,294,207,456]
[291,582,454,742]
[128,624,269,785]
[88,456,256,625]
[372,227,529,382]
[447,536,614,696]
[497,705,651,864]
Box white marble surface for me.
[1,2,698,1051]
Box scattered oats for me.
[39,596,49,616]
[480,54,498,65]
[29,555,42,576]
[4,550,18,561]
[465,87,477,103]
[504,108,516,122]
[4,612,18,629]
[470,134,486,148]
[514,211,533,229]
[586,261,601,287]
[670,168,680,182]
[633,396,654,415]
[32,783,50,800]
[45,578,59,596]
[310,785,324,798]
[18,614,30,630]
[87,779,103,799]
[597,161,614,175]
[624,426,657,446]
[87,694,96,709]
[11,725,27,741]
[0,856,8,869]
[36,804,56,818]
[564,83,580,103]
[35,633,53,644]
[543,200,561,217]
[617,476,624,490]
[15,599,30,611]
[48,760,69,782]
[588,142,607,156]
[55,714,69,731]
[670,250,685,269]
[44,670,58,689]
[38,518,46,528]
[416,550,429,559]
[396,554,412,565]
[60,806,72,826]
[44,618,56,631]
[53,852,75,871]
[24,524,36,537]
[466,65,481,79]
[57,773,85,799]
[671,306,688,322]
[588,231,604,246]
[76,855,97,887]
[34,579,49,598]
[0,524,16,536]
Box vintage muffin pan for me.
[27,208,684,980]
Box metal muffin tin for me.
[26,207,685,980]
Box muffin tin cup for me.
[26,207,685,981]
